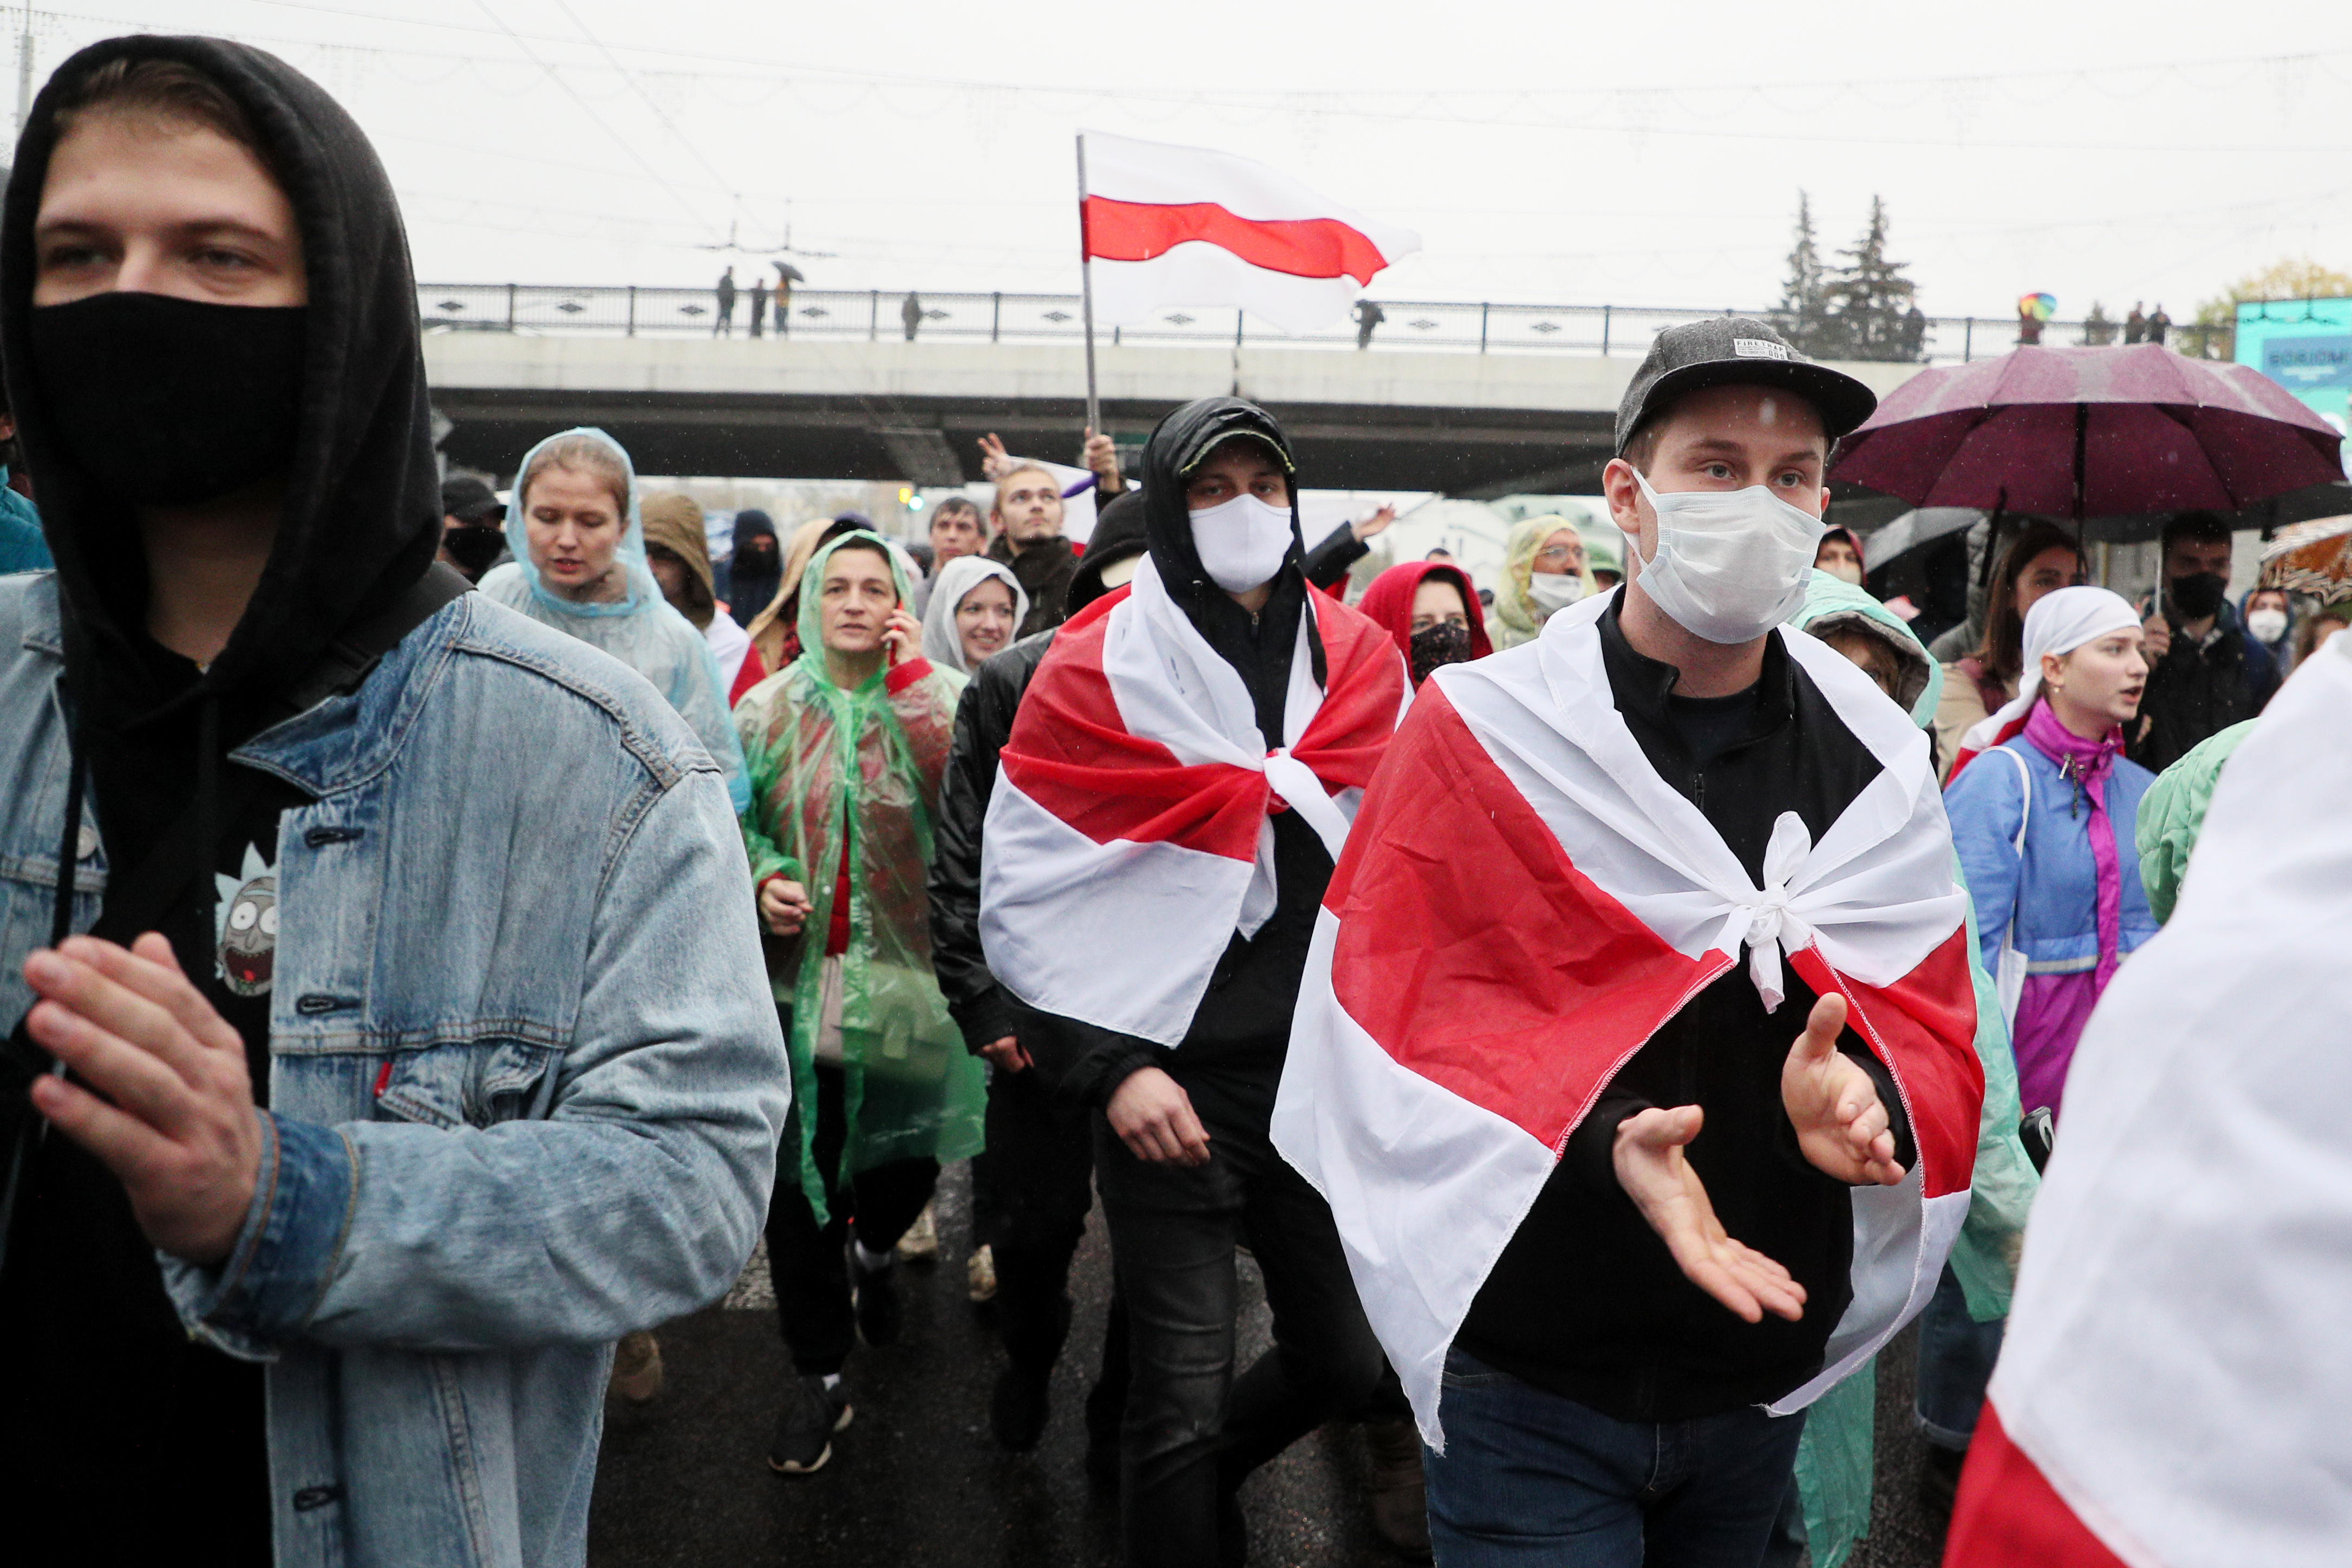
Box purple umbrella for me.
[1829,343,2343,519]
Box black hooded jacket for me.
[726,507,780,628]
[0,36,442,1551]
[1011,400,1333,1120]
[927,491,1150,1053]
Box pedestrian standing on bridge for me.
[1354,296,1384,349]
[979,397,1406,1566]
[903,289,923,342]
[716,264,737,337]
[0,41,788,1564]
[736,531,984,1476]
[748,274,768,338]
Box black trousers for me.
[1094,1079,1388,1568]
[982,1064,1131,1421]
[766,1061,939,1377]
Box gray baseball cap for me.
[1613,317,1877,455]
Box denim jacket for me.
[0,573,789,1568]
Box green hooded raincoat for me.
[734,533,985,1219]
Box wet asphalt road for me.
[587,1162,1951,1568]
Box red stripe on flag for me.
[998,587,1406,859]
[1790,937,1983,1201]
[1325,684,1719,1149]
[1083,195,1393,284]
[1943,1402,2131,1567]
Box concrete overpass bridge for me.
[426,331,1932,504]
[416,284,1989,500]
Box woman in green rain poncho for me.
[734,530,986,1475]
[1771,571,2041,1566]
[1487,511,1598,649]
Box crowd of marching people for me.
[2,32,2348,1568]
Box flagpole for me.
[1075,132,1101,443]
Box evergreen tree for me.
[1772,191,1831,357]
[1819,197,1920,362]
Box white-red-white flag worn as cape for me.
[1081,130,1421,335]
[979,555,1406,1046]
[1945,632,2352,1568]
[1272,592,1984,1449]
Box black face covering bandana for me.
[737,542,779,571]
[2169,570,2227,621]
[440,524,506,579]
[29,292,305,507]
[1408,620,1474,687]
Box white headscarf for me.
[1958,584,2141,756]
[920,554,1030,674]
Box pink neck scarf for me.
[2023,699,2125,990]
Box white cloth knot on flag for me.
[1711,812,1819,1013]
[1263,746,1352,861]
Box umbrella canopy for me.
[1830,344,2344,519]
[773,261,807,282]
[2260,514,2352,598]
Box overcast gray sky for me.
[31,0,2352,324]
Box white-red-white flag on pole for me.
[1079,130,1421,335]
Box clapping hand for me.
[1780,992,1906,1187]
[21,934,262,1266]
[1612,1104,1808,1324]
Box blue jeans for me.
[1424,1349,1806,1567]
[1914,1264,2003,1450]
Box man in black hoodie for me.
[930,489,1148,1468]
[0,41,785,1564]
[980,398,1403,1566]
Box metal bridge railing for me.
[415,284,2225,365]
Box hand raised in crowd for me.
[760,877,814,937]
[1613,1103,1807,1324]
[977,433,1015,480]
[978,1035,1032,1074]
[2140,609,2172,662]
[21,933,263,1266]
[882,606,923,665]
[1106,1065,1211,1167]
[1081,427,1125,495]
[1780,991,1906,1187]
[1351,504,1396,542]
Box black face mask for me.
[29,292,305,507]
[440,523,506,579]
[1408,620,1474,686]
[2169,570,2227,620]
[737,543,779,572]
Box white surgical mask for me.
[1188,493,1293,594]
[1632,468,1826,645]
[2247,607,2289,645]
[1526,570,1586,616]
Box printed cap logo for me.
[1733,338,1794,360]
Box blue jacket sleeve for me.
[1944,749,2027,977]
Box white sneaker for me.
[966,1243,998,1304]
[895,1201,940,1262]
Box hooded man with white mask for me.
[980,397,1409,1566]
[1275,318,1988,1567]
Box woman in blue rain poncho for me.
[479,427,747,809]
